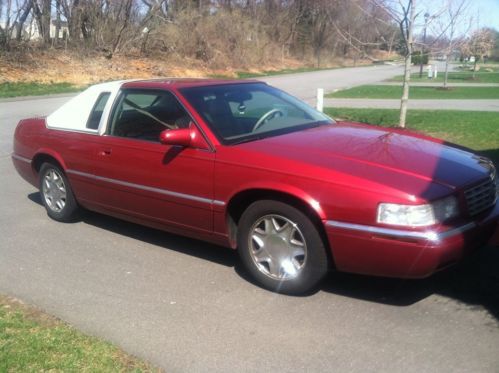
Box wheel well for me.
[226,189,334,266]
[32,154,63,174]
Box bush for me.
[412,50,429,65]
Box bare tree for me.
[371,0,416,128]
[465,28,495,77]
[16,0,34,41]
[434,0,469,88]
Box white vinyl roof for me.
[46,80,127,134]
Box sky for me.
[473,0,499,31]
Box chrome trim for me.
[11,153,32,163]
[325,220,476,242]
[66,169,225,206]
[45,126,100,135]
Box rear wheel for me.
[39,163,79,222]
[238,200,328,294]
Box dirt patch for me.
[0,294,61,327]
[0,49,212,85]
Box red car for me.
[12,79,499,294]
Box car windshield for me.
[179,83,334,144]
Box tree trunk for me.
[41,0,51,44]
[399,52,412,128]
[443,54,450,88]
[54,0,61,44]
[399,0,416,128]
[112,0,133,54]
[16,0,33,41]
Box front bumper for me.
[324,202,499,278]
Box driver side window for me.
[109,90,191,142]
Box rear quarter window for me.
[86,92,111,130]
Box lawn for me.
[0,82,83,98]
[389,71,499,83]
[0,295,155,372]
[327,85,499,99]
[324,107,499,164]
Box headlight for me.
[377,196,459,227]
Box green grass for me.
[0,295,155,372]
[324,107,499,164]
[0,82,83,98]
[327,85,499,99]
[389,71,499,83]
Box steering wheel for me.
[252,108,284,132]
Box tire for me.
[39,162,79,222]
[238,200,329,295]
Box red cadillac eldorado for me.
[12,79,499,294]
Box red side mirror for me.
[159,128,192,147]
[159,125,209,150]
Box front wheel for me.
[238,200,329,294]
[39,163,79,222]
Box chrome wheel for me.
[42,169,67,213]
[249,214,307,280]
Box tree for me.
[436,0,469,88]
[466,28,495,77]
[372,0,416,128]
[33,0,52,44]
[16,0,34,41]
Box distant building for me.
[0,19,68,40]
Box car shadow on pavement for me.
[321,245,499,321]
[27,191,499,321]
[27,192,238,268]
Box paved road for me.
[326,98,499,111]
[1,66,499,372]
[263,64,405,102]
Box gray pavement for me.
[1,65,499,372]
[325,98,499,111]
[264,64,406,102]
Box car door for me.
[89,89,216,235]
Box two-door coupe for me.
[12,79,499,294]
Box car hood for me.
[230,122,491,196]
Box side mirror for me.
[159,128,192,147]
[159,125,210,150]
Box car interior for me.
[109,91,191,142]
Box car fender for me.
[32,148,68,172]
[224,181,327,220]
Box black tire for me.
[238,200,329,295]
[39,162,79,222]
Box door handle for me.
[98,149,112,156]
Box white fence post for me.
[316,88,324,112]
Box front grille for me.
[464,177,497,216]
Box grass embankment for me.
[327,85,499,99]
[0,295,156,372]
[0,82,83,98]
[389,71,499,83]
[324,108,499,164]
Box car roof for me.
[121,78,264,90]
